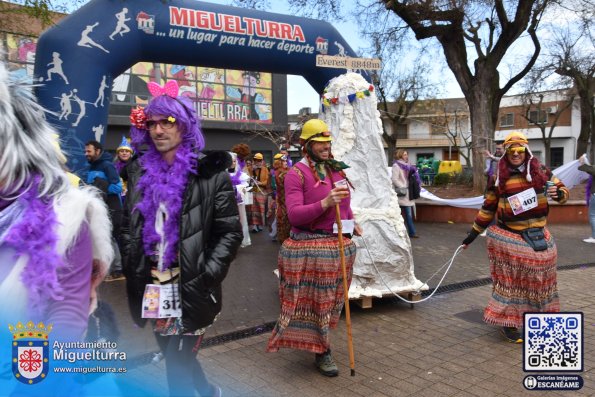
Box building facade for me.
[382,90,580,169]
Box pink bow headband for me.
[147,80,179,98]
[130,80,196,129]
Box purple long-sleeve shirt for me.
[0,222,93,341]
[48,224,93,340]
[285,161,353,234]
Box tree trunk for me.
[385,132,397,166]
[576,87,594,159]
[467,84,497,193]
[544,139,551,168]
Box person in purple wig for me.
[578,155,595,243]
[122,80,242,397]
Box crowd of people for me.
[1,62,591,395]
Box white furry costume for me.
[0,60,113,341]
[0,187,113,315]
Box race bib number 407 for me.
[508,188,538,215]
[142,284,182,319]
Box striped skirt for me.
[266,232,357,354]
[483,226,559,328]
[246,191,267,226]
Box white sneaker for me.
[583,237,595,244]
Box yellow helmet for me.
[300,119,332,142]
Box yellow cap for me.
[503,131,528,147]
[274,153,286,160]
[300,119,332,142]
[253,153,264,160]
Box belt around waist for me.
[295,228,352,238]
[497,223,543,235]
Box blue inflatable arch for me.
[33,0,366,170]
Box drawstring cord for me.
[358,236,465,304]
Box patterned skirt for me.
[266,232,357,354]
[246,191,267,226]
[483,226,559,328]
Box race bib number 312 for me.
[142,284,182,318]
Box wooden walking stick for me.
[335,204,356,376]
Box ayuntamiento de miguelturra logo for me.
[9,321,52,385]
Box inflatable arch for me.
[33,0,366,171]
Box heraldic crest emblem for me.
[9,321,52,385]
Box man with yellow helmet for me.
[247,152,270,232]
[270,152,290,242]
[267,119,360,377]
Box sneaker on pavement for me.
[500,327,523,344]
[583,237,595,243]
[315,351,339,377]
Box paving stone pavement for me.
[122,266,594,397]
[99,221,594,396]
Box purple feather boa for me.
[2,176,64,316]
[114,159,127,173]
[230,167,243,187]
[229,158,245,203]
[135,142,197,270]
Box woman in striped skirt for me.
[462,131,569,343]
[266,119,361,377]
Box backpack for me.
[408,170,421,200]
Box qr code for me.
[524,313,583,371]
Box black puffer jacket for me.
[121,151,242,332]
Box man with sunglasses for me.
[462,131,568,343]
[122,81,241,397]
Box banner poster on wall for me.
[118,63,273,124]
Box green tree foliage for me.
[0,1,86,28]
